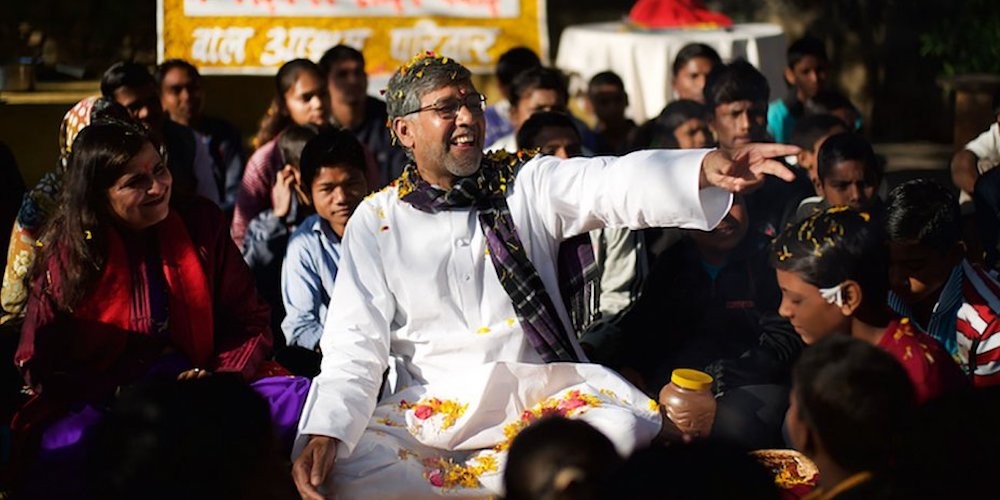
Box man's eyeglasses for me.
[403,93,486,119]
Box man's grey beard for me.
[444,156,482,178]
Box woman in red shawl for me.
[12,119,305,497]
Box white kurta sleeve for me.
[296,203,395,455]
[518,149,732,239]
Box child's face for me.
[800,130,846,195]
[776,269,850,344]
[888,241,960,307]
[533,125,582,159]
[820,160,877,211]
[673,118,710,149]
[786,55,828,100]
[587,84,627,123]
[310,164,368,236]
[512,88,566,130]
[673,56,715,103]
[709,99,768,153]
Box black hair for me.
[277,124,320,170]
[36,119,155,310]
[703,60,770,111]
[318,44,365,77]
[629,100,708,150]
[90,378,294,500]
[792,335,915,473]
[790,114,848,150]
[588,71,625,92]
[155,59,200,87]
[516,111,581,151]
[816,132,880,184]
[101,62,156,97]
[771,207,889,311]
[496,47,542,88]
[254,59,324,148]
[298,127,368,191]
[885,179,962,252]
[509,67,569,109]
[787,36,828,69]
[607,440,778,499]
[504,417,622,500]
[672,43,723,76]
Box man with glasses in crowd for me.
[292,53,798,499]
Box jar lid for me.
[671,368,713,391]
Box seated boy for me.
[280,129,369,369]
[950,93,1000,204]
[794,132,882,222]
[767,36,829,144]
[887,179,1000,387]
[586,71,636,155]
[705,60,813,240]
[773,207,967,402]
[786,335,916,498]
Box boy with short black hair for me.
[795,131,882,221]
[281,129,369,358]
[767,36,829,144]
[789,113,849,195]
[586,71,636,154]
[887,179,1000,387]
[485,47,542,147]
[786,335,915,498]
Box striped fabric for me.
[889,260,1000,387]
[397,154,582,363]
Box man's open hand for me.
[700,143,800,193]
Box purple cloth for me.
[250,375,311,454]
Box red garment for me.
[628,0,733,29]
[877,318,968,404]
[15,197,272,413]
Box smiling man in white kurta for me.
[291,54,798,500]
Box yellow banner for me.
[157,0,548,75]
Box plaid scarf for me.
[397,153,581,362]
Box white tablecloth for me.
[555,22,787,123]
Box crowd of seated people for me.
[0,35,998,500]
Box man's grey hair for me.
[384,53,472,121]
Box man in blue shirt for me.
[280,129,370,369]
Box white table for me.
[556,22,787,123]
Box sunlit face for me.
[397,81,486,180]
[673,56,715,103]
[673,118,709,149]
[310,164,368,237]
[588,83,627,124]
[533,126,582,159]
[776,268,850,345]
[159,67,202,126]
[326,58,368,107]
[689,195,748,253]
[801,130,846,195]
[114,83,164,132]
[786,55,828,101]
[106,142,172,230]
[888,241,958,307]
[512,88,566,130]
[285,71,328,127]
[820,160,877,211]
[709,99,768,153]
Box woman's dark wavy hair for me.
[35,119,157,310]
[254,59,324,149]
[770,207,889,310]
